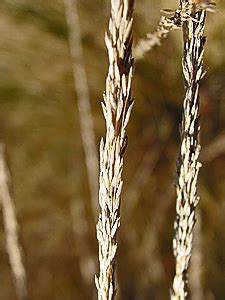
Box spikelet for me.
[95,1,135,299]
[170,5,206,300]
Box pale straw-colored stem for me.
[64,0,98,291]
[0,144,27,300]
[95,1,135,299]
[64,0,99,218]
[171,2,206,299]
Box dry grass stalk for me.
[171,3,206,299]
[95,1,135,299]
[64,0,98,293]
[64,0,99,217]
[0,144,27,300]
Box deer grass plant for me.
[95,1,135,299]
[171,2,207,299]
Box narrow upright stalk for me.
[171,3,206,299]
[64,0,99,217]
[95,1,135,299]
[0,144,27,300]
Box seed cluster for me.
[171,8,206,300]
[95,1,135,299]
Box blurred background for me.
[0,0,224,299]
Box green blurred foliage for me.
[0,0,224,299]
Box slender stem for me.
[64,0,99,218]
[171,3,206,299]
[0,144,27,300]
[95,1,135,299]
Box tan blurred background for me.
[0,0,224,299]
